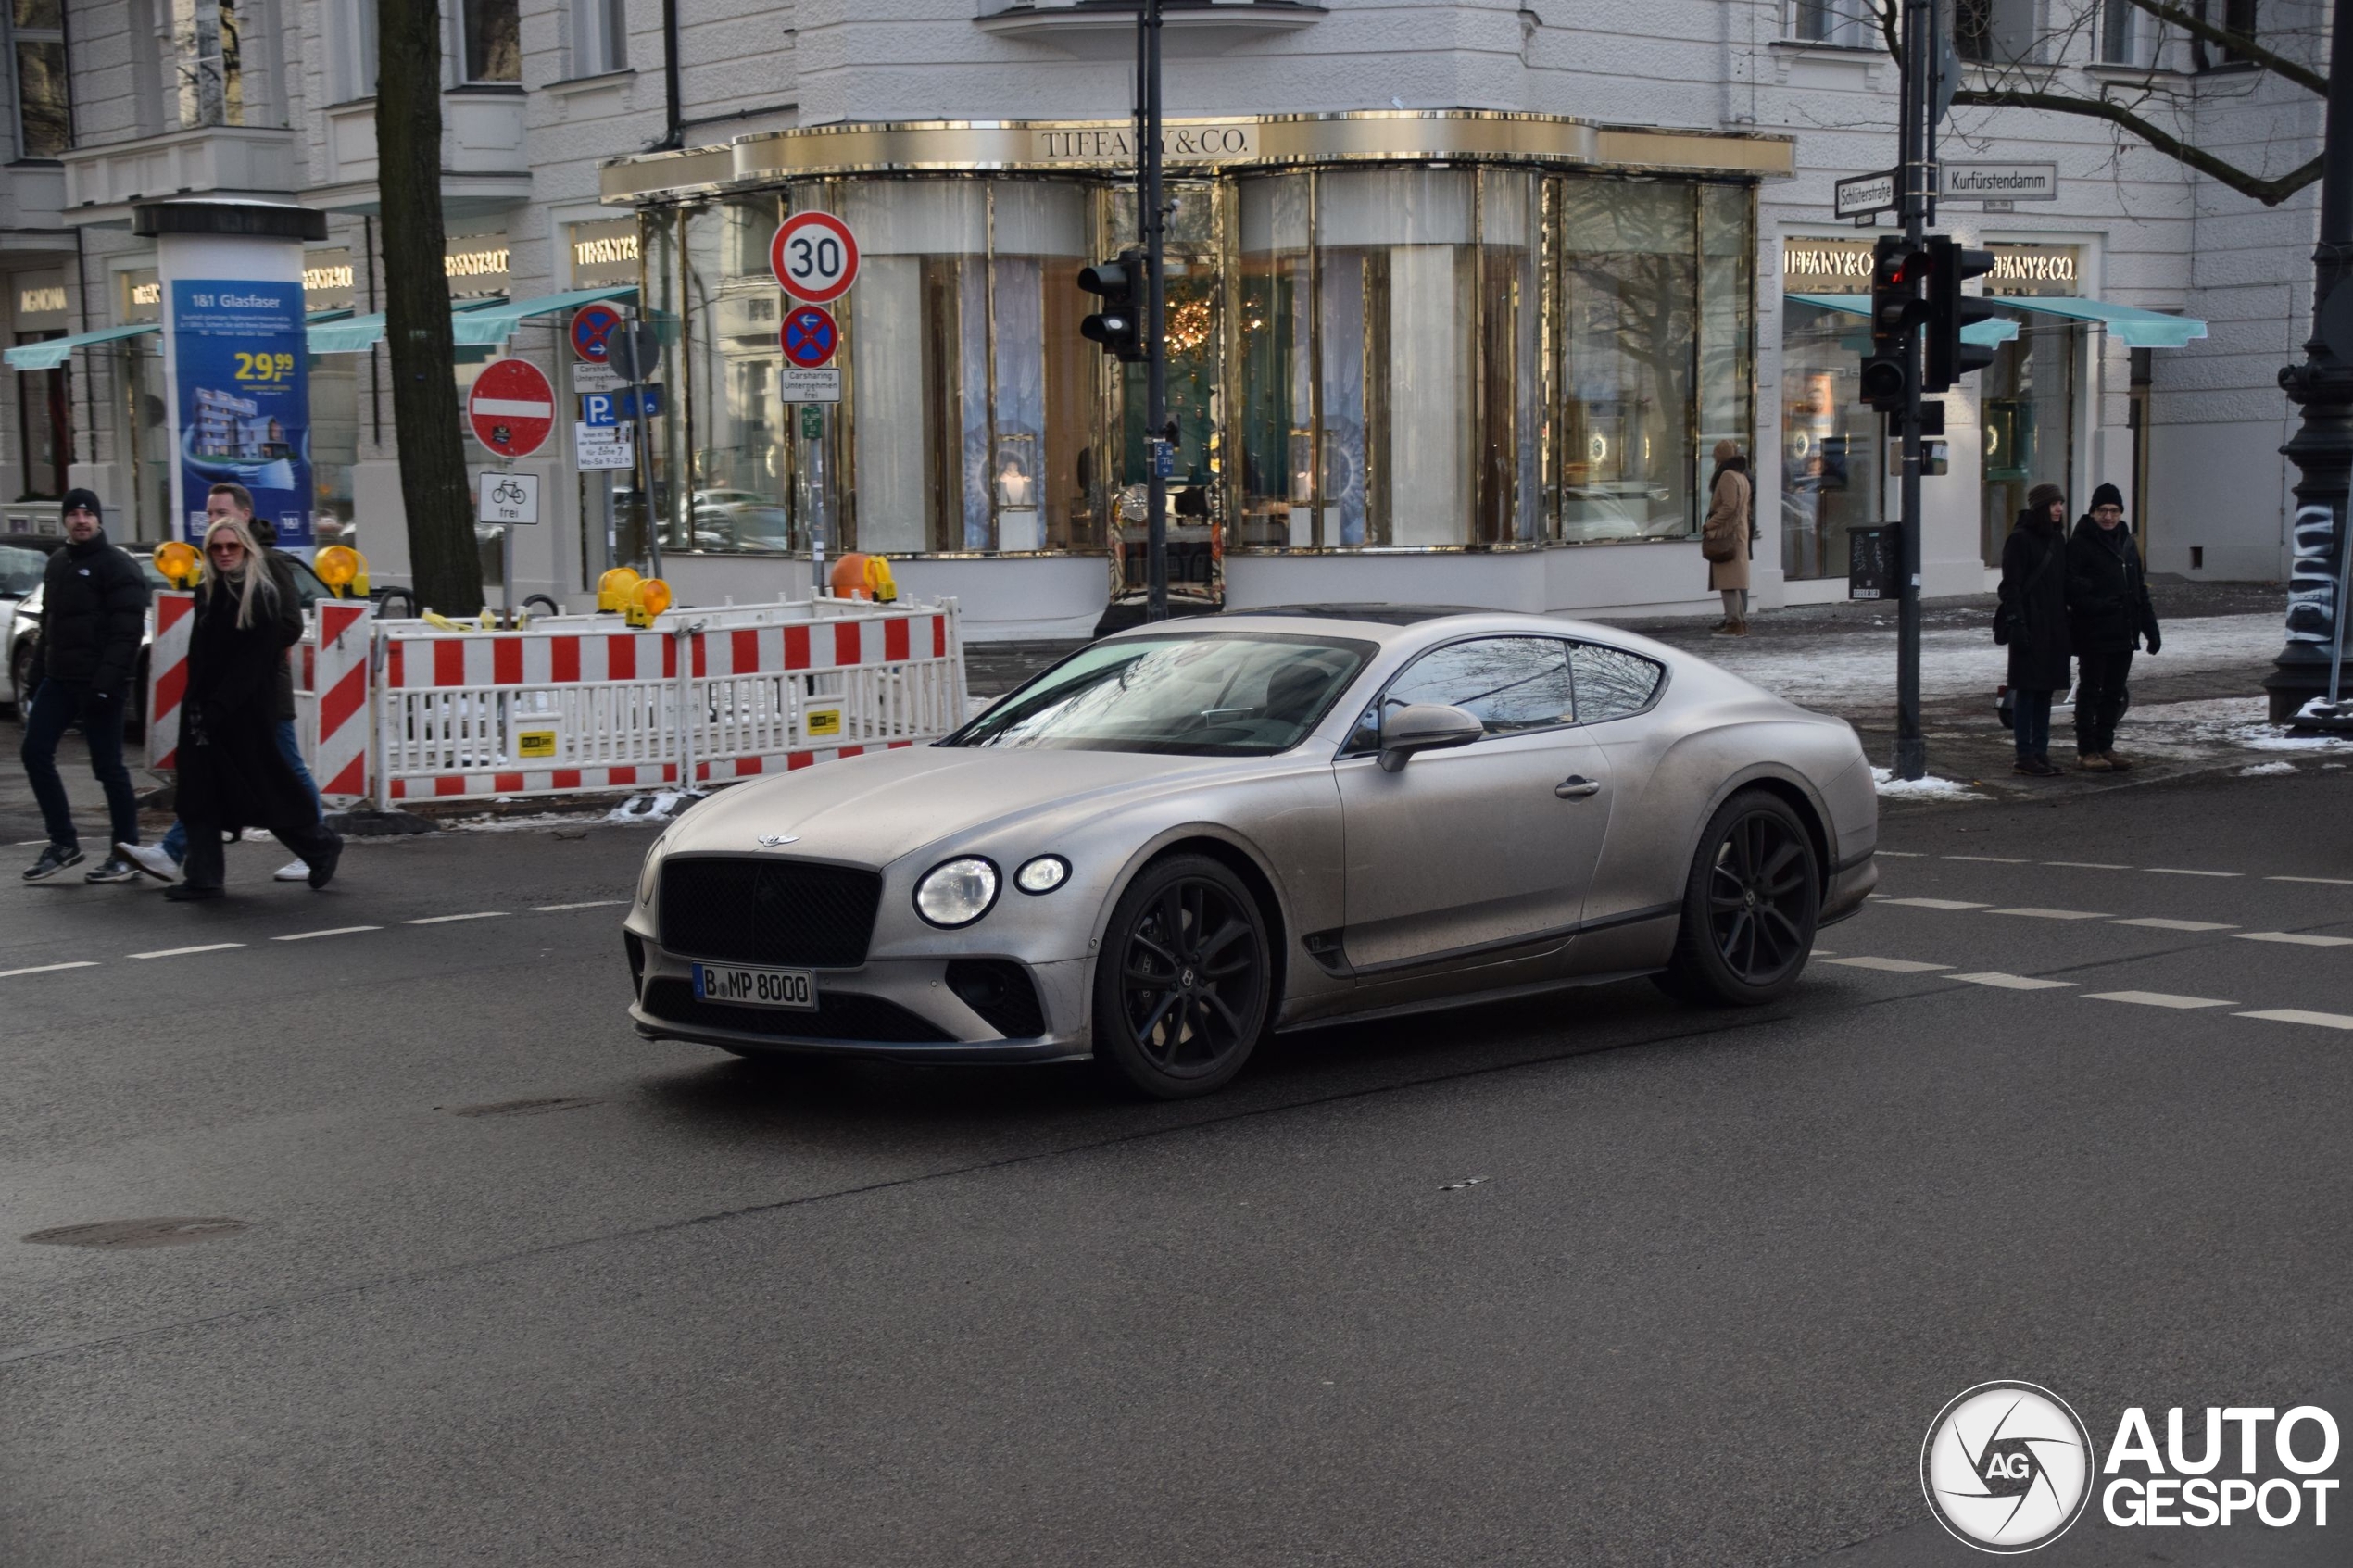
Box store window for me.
[462,0,521,83]
[14,335,67,497]
[11,0,69,157]
[1780,300,1882,581]
[1979,317,2079,566]
[166,0,243,127]
[1559,181,1699,543]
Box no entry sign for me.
[570,302,624,363]
[770,211,860,304]
[468,358,555,458]
[781,305,839,369]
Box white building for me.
[0,1,2323,639]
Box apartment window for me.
[1955,0,2037,64]
[574,0,625,76]
[165,0,242,127]
[2099,0,2150,63]
[1790,0,1871,47]
[462,0,521,82]
[334,0,376,101]
[10,0,69,157]
[2195,0,2257,67]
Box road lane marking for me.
[2112,918,2237,932]
[273,925,383,942]
[1989,908,2111,921]
[1944,855,2029,863]
[529,900,626,912]
[2147,868,2242,878]
[1876,850,1924,858]
[1810,948,1835,956]
[2083,990,2237,1010]
[1951,972,2076,990]
[2044,860,2133,870]
[0,960,100,979]
[405,912,509,925]
[2236,1009,2353,1031]
[128,943,245,960]
[1825,957,1952,972]
[2235,932,2353,947]
[2269,875,2353,886]
[1877,897,1990,910]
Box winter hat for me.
[59,487,103,524]
[2025,482,2066,514]
[2089,482,2125,511]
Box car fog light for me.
[1015,855,1070,895]
[915,857,1000,928]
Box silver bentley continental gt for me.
[624,606,1879,1098]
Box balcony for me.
[59,124,298,224]
[976,0,1324,57]
[0,160,70,257]
[307,88,530,218]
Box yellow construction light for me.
[624,577,673,627]
[598,566,642,612]
[154,540,202,587]
[315,546,360,594]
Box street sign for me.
[573,359,622,392]
[583,392,616,427]
[570,302,625,363]
[781,304,839,368]
[468,358,555,458]
[1835,169,1900,221]
[1942,162,2059,202]
[1848,523,1893,601]
[778,366,841,403]
[576,423,634,470]
[770,211,860,303]
[476,470,541,525]
[580,387,661,424]
[799,405,823,441]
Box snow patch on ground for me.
[1871,767,1986,801]
[2238,761,2297,776]
[2117,696,2353,760]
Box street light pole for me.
[1893,0,1935,780]
[1139,0,1169,622]
[2265,0,2353,721]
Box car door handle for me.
[1555,775,1602,799]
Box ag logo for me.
[1921,1381,2095,1553]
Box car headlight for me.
[914,857,1000,929]
[1014,855,1069,895]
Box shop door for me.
[14,334,68,498]
[1105,179,1224,602]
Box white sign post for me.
[1835,169,1900,222]
[777,367,842,404]
[477,470,541,624]
[575,423,635,471]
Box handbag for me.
[1702,532,1737,563]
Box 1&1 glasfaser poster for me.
[170,279,312,546]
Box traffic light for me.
[1923,235,2000,393]
[1079,249,1147,362]
[1859,235,1919,414]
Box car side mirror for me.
[1378,703,1484,772]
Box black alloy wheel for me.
[1093,853,1272,1098]
[9,641,32,717]
[1655,789,1821,1006]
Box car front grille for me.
[660,857,881,969]
[641,978,954,1044]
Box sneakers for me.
[2103,750,2135,772]
[114,841,182,883]
[2077,752,2113,772]
[21,843,83,882]
[306,834,344,891]
[273,859,310,883]
[162,882,223,902]
[83,855,142,884]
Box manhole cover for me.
[21,1217,250,1250]
[446,1096,601,1119]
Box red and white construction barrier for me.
[310,601,372,799]
[145,589,195,771]
[686,607,961,784]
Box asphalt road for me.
[2,770,2349,1566]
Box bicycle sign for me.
[770,211,860,304]
[781,305,839,369]
[468,358,556,458]
[476,470,541,525]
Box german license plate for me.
[692,962,817,1010]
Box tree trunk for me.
[376,2,483,615]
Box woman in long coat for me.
[1703,439,1752,637]
[1994,482,2071,777]
[167,517,343,901]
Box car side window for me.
[1379,636,1577,736]
[1568,641,1665,721]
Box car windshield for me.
[0,545,44,596]
[944,632,1375,757]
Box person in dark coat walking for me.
[1995,482,2071,776]
[167,516,341,901]
[2066,481,2161,771]
[19,489,151,883]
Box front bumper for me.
[1818,851,1879,927]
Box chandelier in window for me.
[1164,299,1213,355]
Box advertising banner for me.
[169,278,312,546]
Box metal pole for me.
[2266,0,2353,721]
[1142,0,1169,622]
[1892,0,1931,780]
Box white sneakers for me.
[113,842,181,883]
[272,859,310,882]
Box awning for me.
[1988,295,2208,349]
[4,322,159,370]
[451,284,639,348]
[308,296,512,354]
[1785,294,2019,346]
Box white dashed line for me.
[2111,918,2237,932]
[1950,972,2077,990]
[405,912,509,925]
[2235,932,2353,948]
[273,925,383,942]
[529,900,626,912]
[129,943,245,960]
[2044,861,2133,871]
[1876,851,1924,858]
[1825,957,1952,973]
[1877,897,1990,910]
[2146,868,2242,879]
[2236,1009,2353,1031]
[1989,908,2111,922]
[2083,990,2238,1010]
[1944,856,2029,864]
[0,960,100,979]
[2269,875,2353,886]
[1809,948,1835,957]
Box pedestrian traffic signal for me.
[1079,249,1147,362]
[1923,235,2000,393]
[1860,236,1920,414]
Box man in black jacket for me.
[19,490,151,882]
[2066,481,2162,772]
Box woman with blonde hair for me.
[164,516,342,900]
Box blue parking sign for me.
[582,393,616,427]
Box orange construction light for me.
[598,566,643,612]
[154,539,201,587]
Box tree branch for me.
[2121,0,2327,94]
[1953,86,2324,204]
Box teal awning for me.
[3,322,158,370]
[1990,295,2208,349]
[452,284,639,347]
[1786,293,2019,346]
[308,296,511,354]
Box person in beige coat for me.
[1702,438,1753,636]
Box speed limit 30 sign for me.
[771,211,860,304]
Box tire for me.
[1655,788,1821,1007]
[1091,853,1273,1099]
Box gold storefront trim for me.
[599,110,1794,205]
[658,536,1707,564]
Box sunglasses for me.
[207,540,245,555]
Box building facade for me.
[0,0,2325,639]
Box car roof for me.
[1219,603,1518,627]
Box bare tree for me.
[377,2,484,615]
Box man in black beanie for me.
[19,489,151,882]
[2066,480,2161,771]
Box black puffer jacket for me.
[2066,516,2160,656]
[1996,510,2070,691]
[27,530,150,696]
